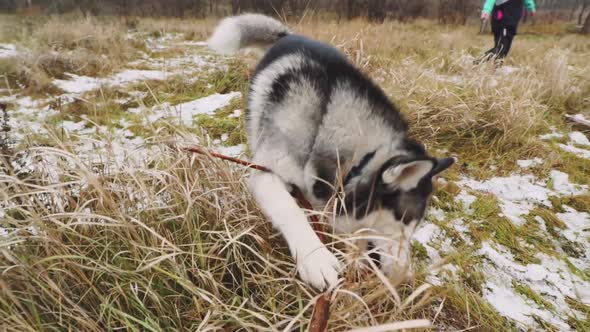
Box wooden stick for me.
[185,146,271,172]
[310,292,331,332]
[185,146,332,331]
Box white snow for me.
[554,130,590,159]
[228,109,242,118]
[414,223,441,245]
[455,190,476,212]
[111,69,168,83]
[523,264,547,282]
[156,92,240,125]
[61,120,87,132]
[53,74,102,94]
[459,172,587,225]
[216,144,245,157]
[178,41,208,47]
[53,70,169,94]
[413,223,445,262]
[556,206,590,244]
[479,241,589,331]
[569,131,590,146]
[0,43,17,58]
[539,127,564,140]
[496,65,518,75]
[558,143,590,159]
[549,170,588,195]
[428,207,446,222]
[516,158,543,169]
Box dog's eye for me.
[367,241,381,268]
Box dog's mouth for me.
[366,241,381,268]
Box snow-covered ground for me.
[417,143,590,330]
[1,31,589,332]
[0,43,17,58]
[0,33,244,239]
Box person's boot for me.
[493,58,504,68]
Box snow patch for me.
[175,92,241,122]
[53,74,102,94]
[0,43,17,58]
[111,69,168,83]
[556,206,590,244]
[455,190,476,212]
[549,170,588,195]
[53,70,170,94]
[133,92,242,125]
[228,109,242,118]
[558,143,590,159]
[178,41,208,47]
[516,158,543,169]
[496,65,518,75]
[459,172,586,225]
[216,144,245,158]
[539,127,564,140]
[569,131,590,146]
[61,120,87,132]
[428,207,446,222]
[479,241,588,331]
[556,130,590,159]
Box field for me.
[1,14,589,331]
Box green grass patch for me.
[469,195,557,265]
[512,280,555,311]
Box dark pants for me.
[477,0,524,64]
[485,24,517,59]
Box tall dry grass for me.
[0,129,441,331]
[1,15,589,331]
[293,18,590,164]
[1,16,146,94]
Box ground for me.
[0,15,589,331]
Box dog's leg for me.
[249,172,341,289]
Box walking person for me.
[476,0,536,65]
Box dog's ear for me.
[381,159,435,191]
[432,157,457,176]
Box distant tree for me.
[367,0,386,22]
[583,6,590,32]
[579,0,590,25]
[0,0,19,12]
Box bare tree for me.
[583,5,590,32]
[579,0,590,25]
[368,0,386,22]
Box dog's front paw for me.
[297,246,341,290]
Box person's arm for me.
[482,0,496,14]
[525,0,536,13]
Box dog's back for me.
[208,14,454,290]
[210,15,414,202]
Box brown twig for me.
[185,146,271,172]
[185,146,332,331]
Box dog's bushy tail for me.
[207,14,290,55]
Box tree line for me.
[1,0,589,31]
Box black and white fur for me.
[208,14,455,289]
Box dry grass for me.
[1,14,590,331]
[0,132,439,331]
[293,18,590,167]
[1,16,146,95]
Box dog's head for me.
[336,153,455,283]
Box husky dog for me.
[208,14,455,289]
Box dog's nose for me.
[367,241,381,268]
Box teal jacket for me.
[482,0,535,13]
